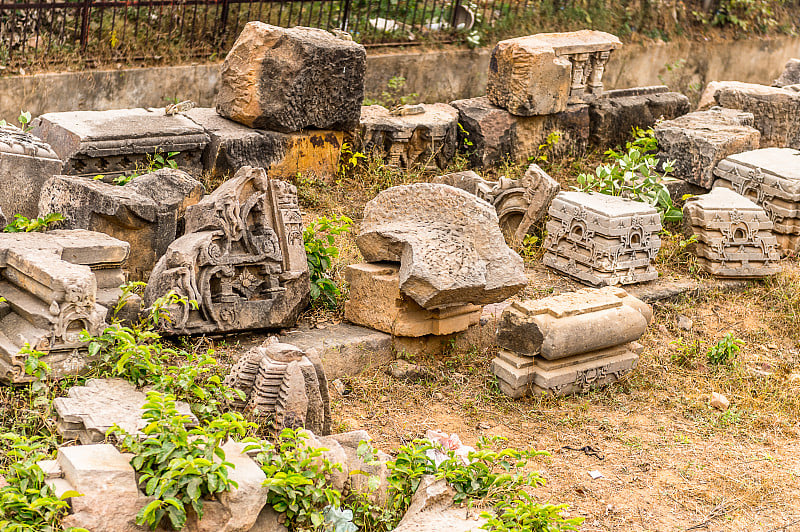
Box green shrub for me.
[707,332,744,366]
[3,213,64,233]
[481,492,583,532]
[304,215,353,309]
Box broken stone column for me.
[487,30,622,116]
[713,147,800,252]
[216,22,366,132]
[543,191,662,286]
[0,125,63,219]
[144,166,309,335]
[683,187,780,277]
[491,286,651,397]
[0,230,129,383]
[774,58,800,87]
[224,339,331,435]
[38,169,205,280]
[654,107,761,189]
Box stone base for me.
[543,250,659,286]
[344,263,481,337]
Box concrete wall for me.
[1,36,798,119]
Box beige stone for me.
[710,391,730,410]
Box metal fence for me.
[0,0,530,68]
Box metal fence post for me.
[218,0,231,43]
[341,0,352,31]
[450,0,463,27]
[79,0,92,53]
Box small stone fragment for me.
[386,359,432,381]
[676,315,693,331]
[710,392,730,410]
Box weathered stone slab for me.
[0,125,63,219]
[449,96,515,168]
[31,108,209,179]
[144,166,309,334]
[775,58,800,87]
[357,183,527,309]
[183,107,343,180]
[588,85,690,149]
[487,30,621,116]
[543,191,662,286]
[39,170,204,280]
[684,187,780,277]
[654,107,761,189]
[216,22,366,132]
[393,476,488,532]
[359,103,458,169]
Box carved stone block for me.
[344,263,481,337]
[713,147,800,252]
[39,170,205,281]
[216,22,366,132]
[143,166,309,334]
[654,107,761,189]
[0,230,129,383]
[487,30,621,116]
[359,103,459,170]
[183,107,344,180]
[0,125,63,219]
[30,108,209,179]
[224,339,331,435]
[543,191,662,286]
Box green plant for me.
[574,128,681,223]
[111,280,147,320]
[19,344,51,397]
[338,142,367,179]
[0,110,33,132]
[3,212,64,233]
[111,392,253,530]
[0,433,85,532]
[670,337,703,367]
[363,76,418,109]
[304,215,353,309]
[481,492,583,532]
[707,332,744,365]
[656,230,699,272]
[114,149,179,185]
[517,234,541,262]
[533,131,562,164]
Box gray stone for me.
[543,191,662,286]
[713,147,800,252]
[386,359,433,381]
[214,440,270,532]
[654,107,761,189]
[357,183,527,309]
[588,86,691,150]
[31,108,209,179]
[0,125,63,219]
[775,58,800,87]
[0,205,6,228]
[393,475,488,532]
[216,23,366,132]
[358,103,459,169]
[144,166,309,334]
[449,96,515,168]
[0,230,129,383]
[53,378,197,444]
[38,170,205,280]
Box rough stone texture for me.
[487,30,621,116]
[684,187,781,277]
[543,191,662,286]
[183,107,343,180]
[344,262,481,337]
[0,125,63,219]
[31,108,209,178]
[358,103,458,169]
[53,378,197,444]
[775,58,800,87]
[491,287,650,398]
[0,230,129,383]
[39,170,204,280]
[713,147,800,252]
[588,85,690,150]
[224,338,331,435]
[513,103,590,160]
[654,107,761,189]
[433,164,559,243]
[0,205,6,228]
[144,166,309,334]
[393,475,488,532]
[357,183,527,309]
[449,96,515,168]
[216,22,366,132]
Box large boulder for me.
[356,183,527,309]
[216,23,366,132]
[774,58,800,87]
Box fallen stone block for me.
[393,475,488,532]
[216,22,366,132]
[357,183,527,309]
[449,96,515,168]
[775,58,800,87]
[0,125,63,219]
[654,107,761,189]
[31,108,209,179]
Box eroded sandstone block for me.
[216,22,366,132]
[543,191,662,286]
[356,183,527,309]
[487,30,621,116]
[31,108,209,179]
[144,166,309,334]
[775,58,800,87]
[0,230,129,383]
[684,187,780,277]
[654,107,761,189]
[449,96,515,168]
[0,125,63,219]
[713,147,800,252]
